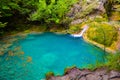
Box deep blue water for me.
[0,32,106,80]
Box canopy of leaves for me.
[0,0,37,17]
[29,0,78,24]
[0,0,38,35]
[0,22,7,28]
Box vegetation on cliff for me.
[88,52,120,71]
[87,22,118,47]
[106,52,120,71]
[0,0,78,35]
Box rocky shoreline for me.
[47,67,120,80]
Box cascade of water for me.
[71,25,89,37]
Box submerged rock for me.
[47,67,120,80]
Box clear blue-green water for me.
[0,32,106,80]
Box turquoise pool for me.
[0,32,106,80]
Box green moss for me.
[89,52,120,71]
[64,66,76,74]
[87,22,118,47]
[24,25,47,32]
[68,24,83,34]
[105,52,120,71]
[88,62,106,71]
[46,72,54,80]
[110,12,120,21]
[94,16,108,22]
[24,30,31,33]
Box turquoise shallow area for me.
[0,32,106,80]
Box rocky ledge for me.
[47,67,120,80]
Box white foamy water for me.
[71,25,89,37]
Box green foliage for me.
[0,0,37,17]
[93,16,108,22]
[29,0,78,24]
[88,61,106,71]
[105,0,120,16]
[108,0,120,4]
[0,22,7,28]
[87,22,118,46]
[0,0,119,36]
[105,52,120,71]
[68,24,83,33]
[88,52,120,71]
[0,22,7,35]
[0,0,38,35]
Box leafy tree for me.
[0,11,7,35]
[0,22,7,28]
[105,0,120,16]
[0,0,38,35]
[0,0,37,17]
[29,0,78,24]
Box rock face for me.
[68,0,107,25]
[48,68,120,80]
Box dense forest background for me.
[0,0,120,36]
[0,0,78,35]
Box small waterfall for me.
[71,25,89,37]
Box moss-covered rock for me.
[68,23,85,34]
[46,72,54,80]
[86,22,118,47]
[110,12,120,21]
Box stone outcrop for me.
[47,67,120,80]
[67,0,107,25]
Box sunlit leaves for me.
[29,0,78,23]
